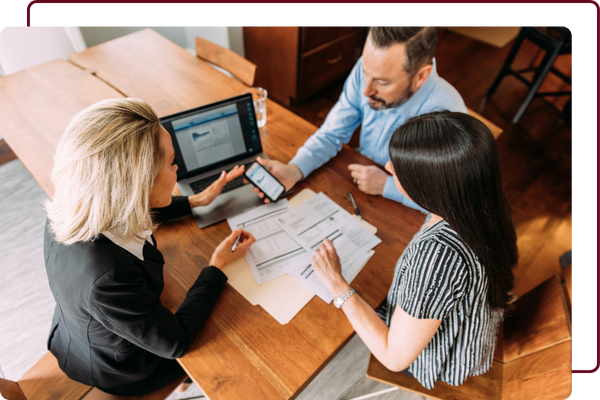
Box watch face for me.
[334,289,354,308]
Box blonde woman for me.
[44,98,255,395]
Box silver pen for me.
[348,191,362,220]
[231,222,245,252]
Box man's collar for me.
[102,229,154,261]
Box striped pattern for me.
[385,218,503,390]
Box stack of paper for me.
[276,192,381,303]
[227,199,311,285]
[221,189,379,324]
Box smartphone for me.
[244,161,285,202]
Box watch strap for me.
[334,288,356,308]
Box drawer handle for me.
[327,55,343,65]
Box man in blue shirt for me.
[253,27,467,211]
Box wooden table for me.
[0,29,425,399]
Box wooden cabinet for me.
[243,27,367,106]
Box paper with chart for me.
[290,250,375,303]
[227,200,312,285]
[276,192,381,302]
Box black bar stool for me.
[486,27,571,124]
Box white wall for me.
[0,27,88,140]
[0,27,77,76]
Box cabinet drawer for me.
[298,29,365,98]
[301,27,358,52]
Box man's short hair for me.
[368,27,438,76]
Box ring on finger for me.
[354,178,358,185]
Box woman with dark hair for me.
[311,110,518,389]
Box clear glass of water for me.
[243,87,268,128]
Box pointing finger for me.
[323,239,336,253]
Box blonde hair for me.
[46,98,163,244]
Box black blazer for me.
[44,197,227,389]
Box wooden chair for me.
[364,273,571,400]
[0,351,186,400]
[195,36,256,87]
[467,108,503,139]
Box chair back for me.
[0,351,186,400]
[467,108,503,139]
[195,36,256,87]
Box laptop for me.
[160,93,267,228]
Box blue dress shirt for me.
[289,57,467,211]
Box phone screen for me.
[245,162,285,201]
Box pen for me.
[348,191,362,220]
[231,223,245,252]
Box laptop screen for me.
[160,94,262,180]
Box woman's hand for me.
[189,165,245,208]
[311,239,351,297]
[209,228,256,269]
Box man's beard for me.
[368,82,415,111]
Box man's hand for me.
[188,165,245,208]
[245,156,303,204]
[348,164,388,196]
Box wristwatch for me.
[333,288,356,308]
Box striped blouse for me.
[384,217,504,390]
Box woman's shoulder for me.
[46,226,142,276]
[407,222,477,278]
[417,222,475,261]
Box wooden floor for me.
[0,139,18,166]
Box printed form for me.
[276,192,382,302]
[227,200,312,285]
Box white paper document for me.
[290,250,375,303]
[276,192,382,302]
[227,200,311,285]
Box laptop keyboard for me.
[189,170,248,195]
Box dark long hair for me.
[389,111,518,310]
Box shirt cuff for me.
[289,153,315,180]
[382,176,427,212]
[201,266,228,286]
